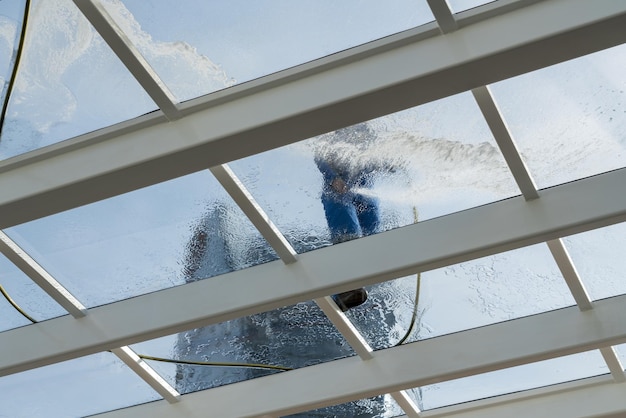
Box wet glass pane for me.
[616,344,626,369]
[0,0,26,107]
[284,395,404,418]
[0,0,156,160]
[130,302,355,394]
[0,352,161,418]
[105,0,434,101]
[230,92,519,253]
[448,0,496,13]
[0,253,67,332]
[5,170,277,308]
[562,222,626,301]
[491,44,626,189]
[345,244,575,349]
[418,350,608,410]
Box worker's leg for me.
[354,193,380,237]
[321,191,361,244]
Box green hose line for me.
[0,0,31,140]
[394,272,421,347]
[0,283,36,323]
[138,354,293,372]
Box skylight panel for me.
[344,243,576,350]
[0,252,67,332]
[561,221,626,301]
[282,395,407,418]
[4,170,278,308]
[228,92,520,253]
[102,0,435,102]
[0,352,161,418]
[417,350,609,411]
[448,0,497,13]
[128,301,356,396]
[0,0,156,161]
[490,43,626,189]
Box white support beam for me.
[0,231,87,318]
[418,377,626,418]
[110,346,181,404]
[315,297,422,416]
[546,239,593,310]
[600,347,626,383]
[209,165,298,264]
[92,295,626,417]
[427,0,458,33]
[72,0,181,120]
[472,86,538,200]
[0,0,624,229]
[2,168,626,377]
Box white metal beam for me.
[92,295,626,417]
[2,168,626,377]
[0,231,87,318]
[417,377,626,418]
[72,0,181,120]
[110,347,181,403]
[427,0,458,33]
[547,239,593,310]
[0,0,624,229]
[472,85,539,200]
[209,165,297,264]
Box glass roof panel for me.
[130,301,355,395]
[0,253,67,332]
[229,92,519,253]
[616,344,626,368]
[418,350,609,411]
[345,243,575,350]
[448,0,496,13]
[103,0,435,101]
[0,0,25,107]
[0,352,161,418]
[562,221,626,301]
[5,170,278,308]
[0,0,157,161]
[490,43,626,189]
[283,395,404,418]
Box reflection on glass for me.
[563,222,626,301]
[491,44,626,189]
[131,302,355,396]
[104,0,434,101]
[6,170,277,308]
[0,253,67,332]
[0,352,160,418]
[230,92,519,253]
[418,350,608,410]
[345,244,575,350]
[283,395,404,418]
[0,0,156,160]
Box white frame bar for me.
[0,0,623,228]
[209,165,298,264]
[3,167,626,377]
[110,347,181,403]
[72,0,181,120]
[0,231,87,318]
[92,295,626,417]
[472,86,539,200]
[427,0,458,33]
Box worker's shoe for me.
[332,288,368,312]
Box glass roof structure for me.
[1,0,626,417]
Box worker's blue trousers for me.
[321,190,380,244]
